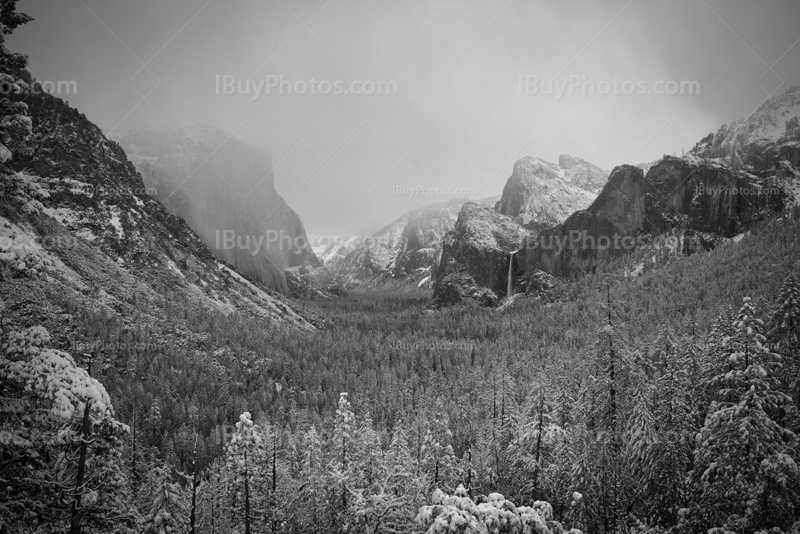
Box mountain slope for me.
[112,125,319,293]
[2,92,314,333]
[691,84,800,174]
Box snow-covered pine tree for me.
[351,419,426,534]
[642,326,694,525]
[0,0,34,163]
[575,283,634,534]
[297,426,326,534]
[420,411,460,494]
[701,306,736,385]
[142,461,187,534]
[684,297,800,532]
[768,274,800,420]
[258,421,299,533]
[353,411,384,490]
[625,388,656,477]
[415,484,582,534]
[678,327,707,434]
[188,432,200,534]
[225,412,267,534]
[196,458,231,534]
[329,392,357,531]
[1,325,137,532]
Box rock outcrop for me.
[112,126,319,293]
[520,156,786,278]
[494,156,600,227]
[431,203,529,307]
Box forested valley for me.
[5,209,800,533]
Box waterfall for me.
[507,252,514,298]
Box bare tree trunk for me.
[531,384,545,500]
[131,409,138,499]
[69,399,92,534]
[245,450,251,534]
[189,433,199,534]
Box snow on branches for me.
[415,484,582,534]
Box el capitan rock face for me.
[112,125,319,293]
[431,203,529,307]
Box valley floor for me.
[5,211,800,533]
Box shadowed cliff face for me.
[520,157,787,278]
[112,126,318,293]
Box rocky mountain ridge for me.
[691,84,800,173]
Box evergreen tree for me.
[143,461,187,534]
[329,392,357,531]
[684,297,800,532]
[1,325,138,532]
[0,0,34,163]
[225,412,267,534]
[297,426,326,534]
[768,274,800,418]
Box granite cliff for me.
[112,126,319,293]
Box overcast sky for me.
[9,0,800,236]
